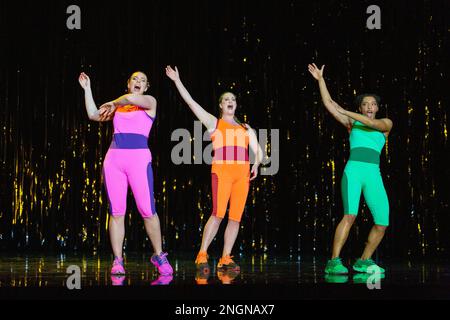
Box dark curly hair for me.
[354,93,381,109]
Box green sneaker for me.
[353,273,385,284]
[325,257,349,274]
[353,258,385,274]
[324,274,349,283]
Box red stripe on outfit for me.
[211,173,219,216]
[213,146,249,162]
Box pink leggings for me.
[102,148,156,218]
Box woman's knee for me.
[374,225,387,232]
[209,215,223,225]
[227,219,240,227]
[143,214,159,222]
[110,215,125,222]
[342,214,356,226]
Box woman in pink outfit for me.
[78,71,173,276]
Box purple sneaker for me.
[150,252,173,276]
[111,275,126,286]
[111,257,125,275]
[151,275,173,286]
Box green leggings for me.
[341,160,389,226]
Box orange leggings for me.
[211,163,250,222]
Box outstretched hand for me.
[308,63,325,81]
[99,101,117,120]
[78,72,91,90]
[165,65,180,81]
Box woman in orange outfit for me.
[165,66,263,273]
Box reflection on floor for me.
[0,252,449,299]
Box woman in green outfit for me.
[308,63,393,274]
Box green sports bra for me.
[348,121,386,164]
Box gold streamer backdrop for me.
[1,0,449,258]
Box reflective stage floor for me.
[0,252,449,299]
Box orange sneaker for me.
[217,255,240,271]
[195,251,210,274]
[195,268,211,285]
[217,269,240,284]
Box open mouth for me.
[227,105,233,110]
[134,85,141,91]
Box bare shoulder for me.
[379,118,393,132]
[145,95,157,116]
[144,95,157,105]
[377,118,393,137]
[381,118,393,126]
[143,95,157,117]
[244,123,255,132]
